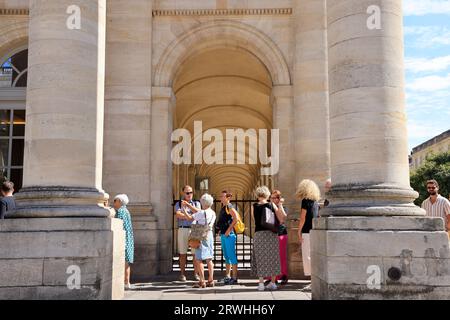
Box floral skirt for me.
[251,230,280,277]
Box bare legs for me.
[193,252,199,278]
[125,263,131,285]
[179,254,187,277]
[224,264,238,279]
[232,264,238,279]
[225,264,231,278]
[194,258,214,287]
[206,259,214,283]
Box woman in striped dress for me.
[114,194,135,290]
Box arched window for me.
[0,49,28,88]
[0,48,27,191]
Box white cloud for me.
[405,85,450,149]
[406,73,450,91]
[404,0,450,16]
[404,26,450,48]
[407,119,448,149]
[406,88,450,107]
[407,120,443,140]
[405,55,450,73]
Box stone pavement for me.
[124,273,312,300]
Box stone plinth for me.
[130,213,160,281]
[311,216,450,300]
[0,218,125,300]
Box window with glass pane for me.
[0,49,28,88]
[0,109,26,191]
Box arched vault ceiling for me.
[175,78,271,129]
[173,48,272,92]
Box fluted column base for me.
[10,187,113,218]
[321,184,425,216]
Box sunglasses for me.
[427,187,436,190]
[185,192,193,195]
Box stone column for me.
[311,0,450,300]
[272,85,303,277]
[16,0,110,217]
[292,0,330,279]
[293,0,331,199]
[103,0,155,280]
[272,85,295,201]
[150,86,175,274]
[322,0,422,216]
[0,0,125,300]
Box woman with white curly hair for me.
[295,179,321,281]
[113,194,135,290]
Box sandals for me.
[206,280,215,287]
[192,281,206,288]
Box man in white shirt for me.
[421,179,450,231]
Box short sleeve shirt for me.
[301,199,318,234]
[192,208,216,227]
[175,199,201,227]
[421,195,450,220]
[253,202,277,232]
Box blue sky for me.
[403,0,450,151]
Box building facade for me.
[0,0,449,300]
[410,129,450,171]
[0,0,331,282]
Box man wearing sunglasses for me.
[421,180,450,232]
[175,185,201,282]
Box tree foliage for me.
[410,151,450,205]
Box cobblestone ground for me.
[124,273,312,300]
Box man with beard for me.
[421,179,450,232]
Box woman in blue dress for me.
[183,193,217,288]
[113,194,134,290]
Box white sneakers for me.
[265,282,278,291]
[258,282,278,291]
[124,283,134,290]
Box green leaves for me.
[411,151,450,205]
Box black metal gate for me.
[172,199,256,271]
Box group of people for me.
[110,179,450,291]
[175,186,240,287]
[174,179,323,291]
[175,178,450,291]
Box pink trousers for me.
[265,234,288,280]
[277,234,288,279]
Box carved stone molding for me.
[0,9,29,15]
[153,8,292,17]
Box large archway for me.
[172,47,273,199]
[150,20,293,274]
